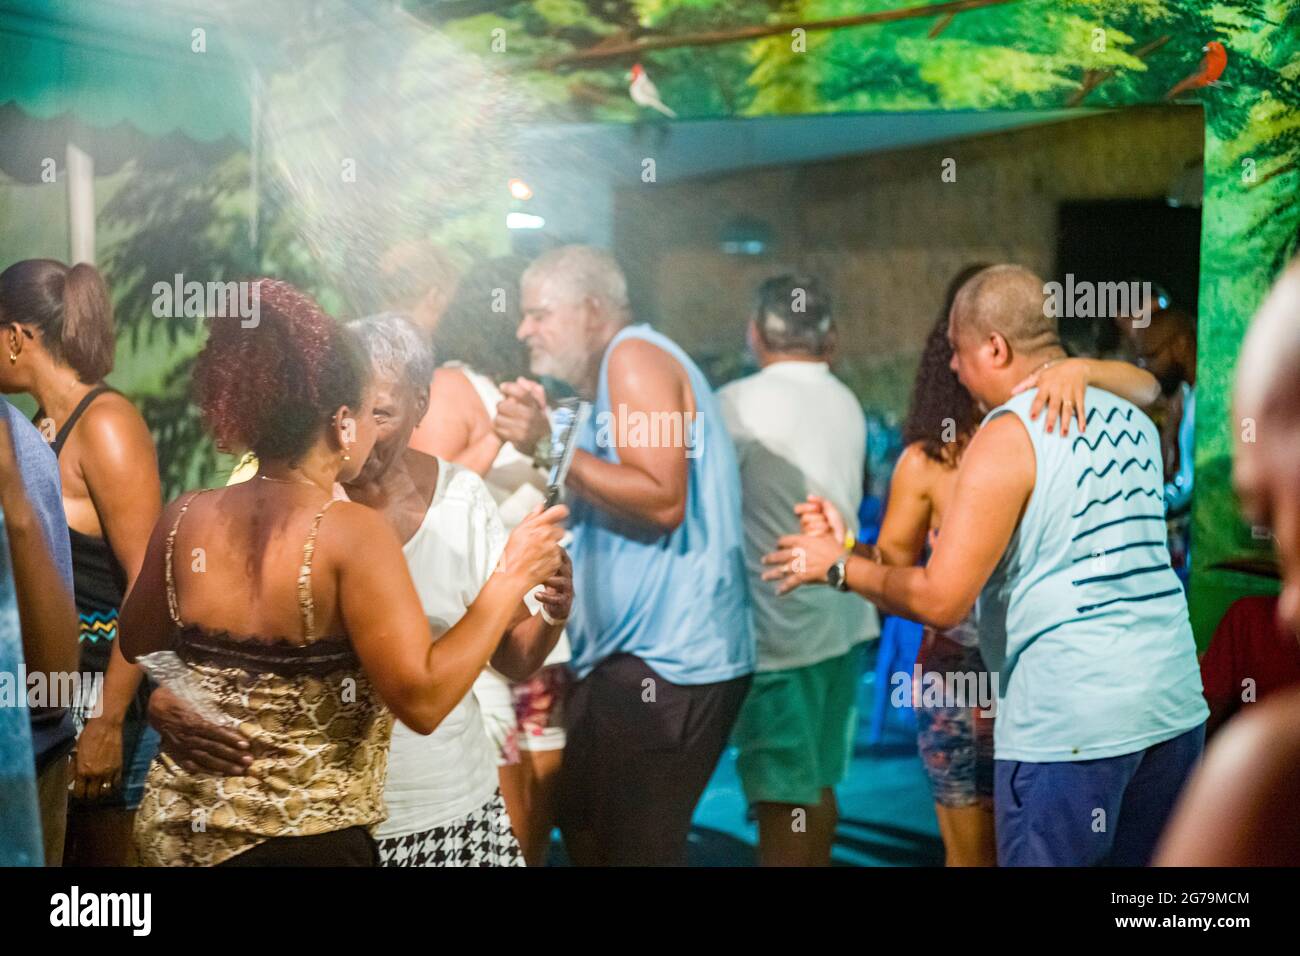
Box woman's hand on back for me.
[147,685,252,777]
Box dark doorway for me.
[1055,198,1202,356]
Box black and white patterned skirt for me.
[377,790,524,867]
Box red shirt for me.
[1201,595,1300,725]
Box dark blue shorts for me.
[995,723,1204,866]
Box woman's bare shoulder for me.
[431,364,480,405]
[431,363,469,388]
[895,441,952,489]
[1215,687,1300,787]
[431,365,491,427]
[318,498,405,558]
[75,391,156,459]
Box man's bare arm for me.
[847,414,1034,628]
[765,414,1035,628]
[565,339,691,532]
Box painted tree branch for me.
[525,0,1019,71]
[928,12,956,38]
[1064,35,1172,108]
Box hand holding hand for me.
[494,379,551,457]
[762,530,845,596]
[499,504,568,589]
[536,548,574,622]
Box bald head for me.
[1237,261,1300,425]
[1234,257,1300,635]
[374,239,461,336]
[950,265,1059,357]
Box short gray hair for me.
[522,245,630,319]
[345,312,436,394]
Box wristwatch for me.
[826,554,850,592]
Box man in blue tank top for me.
[766,265,1206,866]
[494,245,754,865]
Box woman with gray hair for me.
[341,312,572,866]
[410,257,574,866]
[148,310,572,866]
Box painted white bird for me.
[629,63,676,118]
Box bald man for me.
[374,239,460,338]
[768,265,1207,866]
[1156,259,1300,866]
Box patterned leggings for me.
[913,629,995,809]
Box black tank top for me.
[34,386,143,732]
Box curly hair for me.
[901,264,989,464]
[193,279,366,462]
[434,255,531,383]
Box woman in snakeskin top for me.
[118,280,567,866]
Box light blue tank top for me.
[566,325,755,685]
[978,388,1207,762]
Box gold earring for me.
[8,353,15,364]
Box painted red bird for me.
[1165,41,1228,100]
[629,63,676,118]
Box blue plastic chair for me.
[857,491,924,744]
[867,614,923,745]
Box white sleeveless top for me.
[450,362,570,668]
[377,461,504,836]
[978,388,1206,762]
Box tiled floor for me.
[687,641,944,866]
[546,642,944,866]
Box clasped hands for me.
[493,378,551,458]
[762,494,879,596]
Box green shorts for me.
[731,644,865,807]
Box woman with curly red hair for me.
[117,279,567,866]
